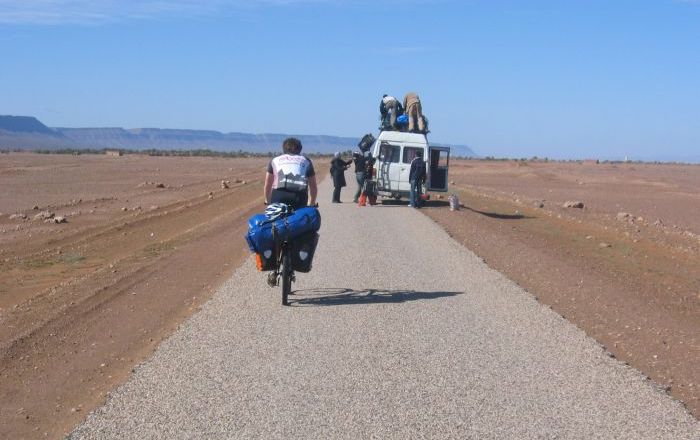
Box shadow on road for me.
[379,199,531,219]
[290,288,463,306]
[463,206,532,220]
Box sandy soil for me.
[0,153,273,439]
[422,159,699,417]
[1,154,698,437]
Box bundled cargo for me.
[245,206,321,272]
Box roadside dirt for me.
[0,153,274,439]
[1,153,698,438]
[423,159,700,418]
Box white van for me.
[370,131,450,200]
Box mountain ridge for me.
[0,115,478,157]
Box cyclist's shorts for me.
[270,189,308,210]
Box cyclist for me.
[264,137,317,209]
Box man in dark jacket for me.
[352,151,367,203]
[330,152,352,203]
[408,150,427,208]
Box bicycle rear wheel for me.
[281,251,292,306]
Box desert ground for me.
[0,153,698,438]
[0,153,274,438]
[423,159,700,417]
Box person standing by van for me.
[379,94,401,130]
[351,151,367,203]
[408,149,426,208]
[403,92,425,133]
[264,137,317,209]
[330,152,352,203]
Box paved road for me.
[71,179,698,439]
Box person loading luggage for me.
[351,151,367,203]
[264,137,318,209]
[379,94,401,130]
[403,92,425,133]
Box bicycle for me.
[266,227,295,306]
[263,203,319,306]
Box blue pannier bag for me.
[245,206,321,255]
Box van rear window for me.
[403,147,423,163]
[379,144,400,163]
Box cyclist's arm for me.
[307,175,318,206]
[264,172,273,204]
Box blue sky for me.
[1,0,698,160]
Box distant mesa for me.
[0,115,59,135]
[0,115,477,157]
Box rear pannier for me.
[245,207,321,272]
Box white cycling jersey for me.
[267,154,315,192]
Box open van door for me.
[427,146,450,192]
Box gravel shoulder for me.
[70,178,698,439]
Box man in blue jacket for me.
[409,150,426,208]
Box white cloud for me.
[0,0,340,25]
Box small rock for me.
[599,242,612,248]
[155,182,165,188]
[563,201,584,209]
[9,213,28,220]
[533,200,545,208]
[34,211,54,221]
[53,216,67,224]
[241,180,247,185]
[221,180,230,189]
[149,205,159,211]
[616,212,631,221]
[450,180,455,185]
[32,205,39,210]
[121,207,128,212]
[585,235,594,239]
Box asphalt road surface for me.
[71,179,699,439]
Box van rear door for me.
[376,142,401,193]
[427,146,450,192]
